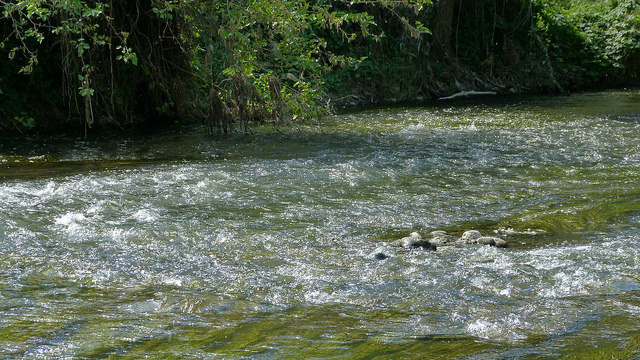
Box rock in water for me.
[374,252,389,260]
[459,230,482,243]
[494,239,508,248]
[391,232,436,251]
[417,229,507,248]
[409,240,437,251]
[429,230,456,245]
[399,232,422,247]
[369,247,390,260]
[477,237,496,246]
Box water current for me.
[1,91,640,358]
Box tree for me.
[1,0,433,134]
[433,0,455,53]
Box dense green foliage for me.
[0,0,639,135]
[536,0,640,90]
[0,0,190,134]
[328,0,640,102]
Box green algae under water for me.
[1,91,640,359]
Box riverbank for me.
[1,0,638,136]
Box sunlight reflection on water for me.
[1,91,640,358]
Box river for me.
[1,91,640,358]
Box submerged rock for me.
[409,239,437,251]
[429,230,456,245]
[373,252,389,260]
[369,247,390,260]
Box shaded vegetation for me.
[0,0,639,135]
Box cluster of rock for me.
[456,230,507,248]
[390,232,437,250]
[371,230,507,260]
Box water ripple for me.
[1,91,640,357]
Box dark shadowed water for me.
[1,91,640,358]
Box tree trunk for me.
[434,0,456,54]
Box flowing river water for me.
[1,91,640,358]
